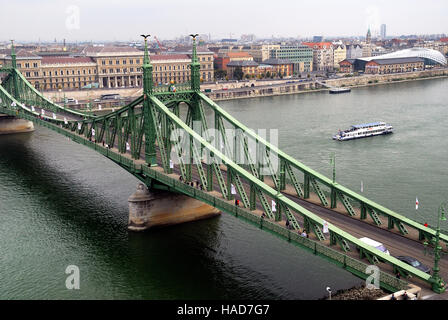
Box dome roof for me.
[360,48,447,65]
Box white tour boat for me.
[332,122,394,141]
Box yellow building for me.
[227,60,258,79]
[41,56,97,90]
[333,44,347,70]
[152,54,191,85]
[82,46,143,88]
[0,49,42,89]
[1,45,214,91]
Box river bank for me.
[41,68,448,107]
[206,68,448,101]
[320,285,387,300]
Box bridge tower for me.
[127,34,220,231]
[186,34,203,181]
[0,40,34,135]
[142,35,157,166]
[10,40,19,99]
[190,34,201,92]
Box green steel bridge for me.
[1,37,447,295]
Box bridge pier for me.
[128,183,221,231]
[0,115,34,134]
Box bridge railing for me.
[153,81,191,93]
[142,164,409,293]
[8,70,95,119]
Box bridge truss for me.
[0,37,446,293]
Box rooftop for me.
[227,52,253,58]
[302,42,333,49]
[263,58,293,65]
[227,60,258,67]
[360,48,447,65]
[368,57,424,65]
[0,48,41,59]
[352,122,386,129]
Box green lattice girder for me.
[0,74,437,289]
[148,95,433,285]
[198,92,448,246]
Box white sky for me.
[1,0,447,42]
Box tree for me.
[245,74,250,79]
[233,67,244,80]
[214,70,227,80]
[266,71,271,78]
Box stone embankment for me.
[206,68,448,101]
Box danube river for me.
[1,77,447,299]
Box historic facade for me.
[364,57,424,74]
[82,46,143,88]
[0,49,42,88]
[41,56,97,90]
[1,45,214,90]
[302,42,334,72]
[152,54,191,85]
[333,44,347,70]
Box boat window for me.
[411,261,421,267]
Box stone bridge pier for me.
[128,183,220,231]
[0,114,34,134]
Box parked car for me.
[395,256,431,273]
[358,237,390,255]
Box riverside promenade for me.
[41,68,448,105]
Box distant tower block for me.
[128,183,220,231]
[380,24,387,39]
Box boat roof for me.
[351,121,385,129]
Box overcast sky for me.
[1,0,447,42]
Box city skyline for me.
[1,0,447,42]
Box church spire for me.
[366,27,371,44]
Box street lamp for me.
[428,201,447,293]
[326,286,332,300]
[330,152,336,183]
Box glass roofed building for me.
[359,48,447,66]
